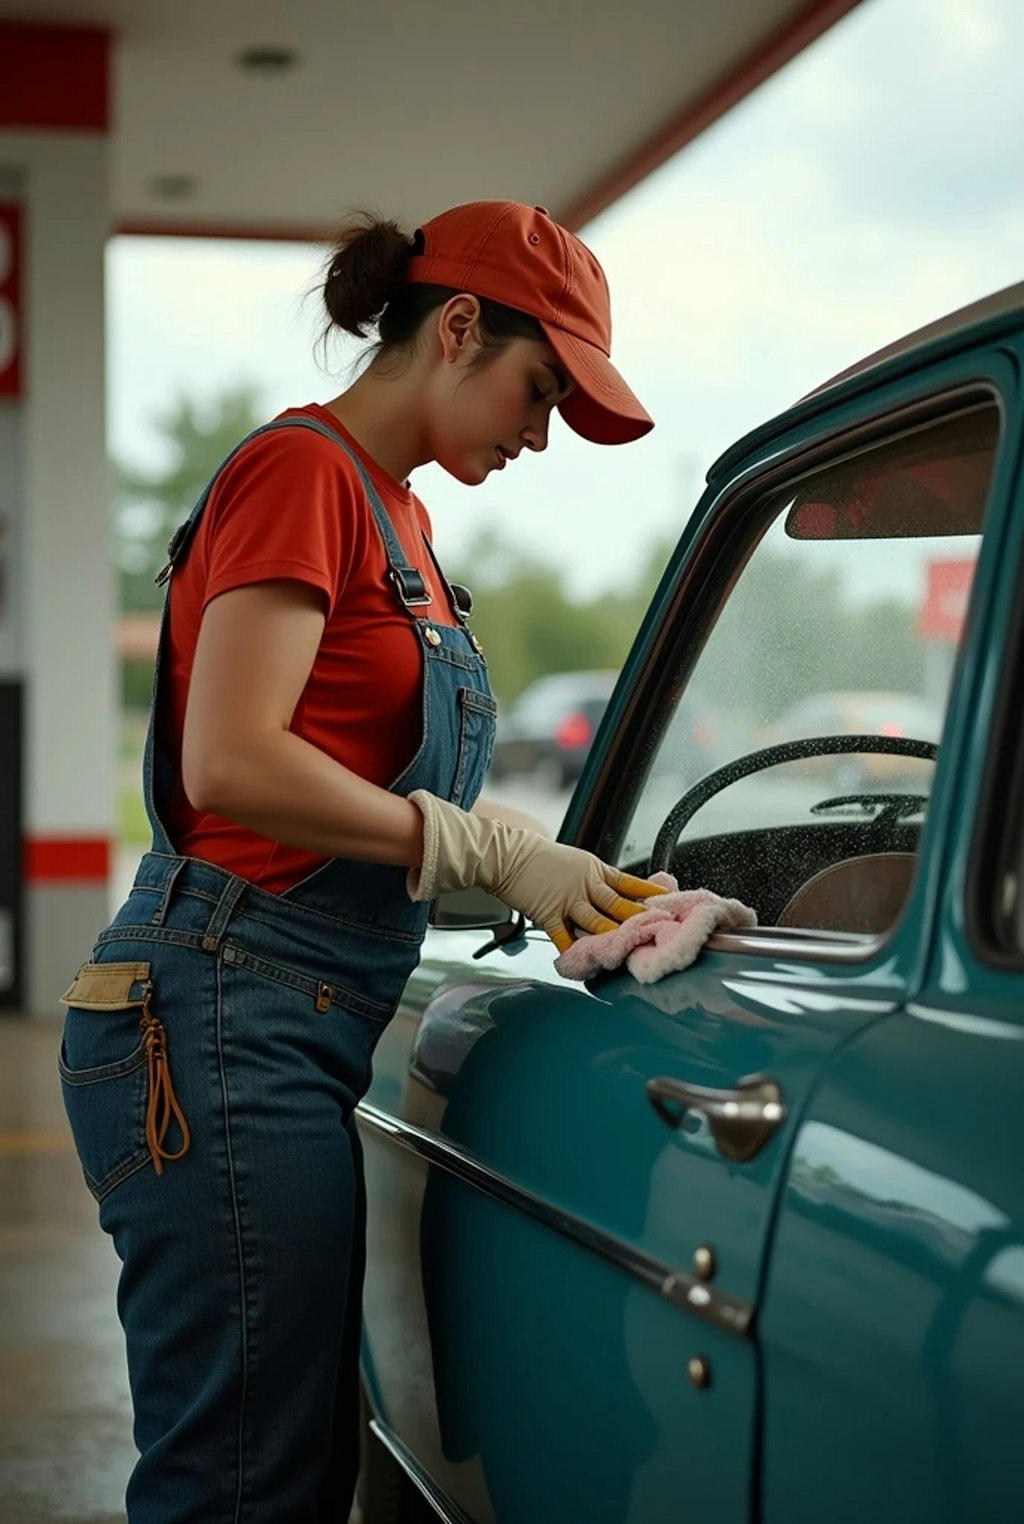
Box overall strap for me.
[416,530,474,624]
[154,418,315,588]
[155,416,467,624]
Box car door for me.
[358,339,1018,1524]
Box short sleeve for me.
[201,428,359,614]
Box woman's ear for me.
[437,294,483,364]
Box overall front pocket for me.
[58,960,190,1201]
[450,687,498,808]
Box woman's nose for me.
[522,418,550,454]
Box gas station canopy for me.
[1,0,861,237]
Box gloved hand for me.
[408,789,666,953]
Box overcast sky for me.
[106,0,1024,599]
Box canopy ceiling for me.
[1,0,862,235]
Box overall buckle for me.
[449,582,474,621]
[389,566,432,608]
[154,522,190,587]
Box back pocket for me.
[58,960,184,1201]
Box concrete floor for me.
[0,1014,136,1524]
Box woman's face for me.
[426,306,574,486]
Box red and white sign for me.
[0,203,23,397]
[919,557,975,644]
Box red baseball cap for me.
[406,200,653,446]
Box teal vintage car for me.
[355,283,1024,1524]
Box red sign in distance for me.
[918,557,976,645]
[0,204,22,397]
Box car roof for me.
[800,280,1024,400]
[708,280,1024,484]
[519,669,618,695]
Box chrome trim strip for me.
[531,923,877,962]
[356,1101,754,1339]
[705,929,882,963]
[368,1418,471,1524]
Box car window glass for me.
[619,402,1000,937]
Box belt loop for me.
[150,858,187,927]
[202,875,248,952]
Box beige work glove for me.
[407,790,666,954]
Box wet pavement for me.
[0,1010,374,1524]
[0,1014,135,1523]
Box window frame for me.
[965,514,1024,968]
[573,380,1006,967]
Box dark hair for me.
[319,210,544,372]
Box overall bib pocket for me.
[58,960,190,1201]
[450,687,498,808]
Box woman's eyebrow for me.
[544,362,571,395]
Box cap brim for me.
[542,324,654,445]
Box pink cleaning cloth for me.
[554,872,757,985]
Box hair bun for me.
[321,213,414,338]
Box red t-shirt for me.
[159,403,457,893]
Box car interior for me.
[625,402,998,939]
[653,804,924,933]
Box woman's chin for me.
[439,455,493,487]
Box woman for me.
[58,200,661,1522]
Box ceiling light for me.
[237,47,299,75]
[149,175,199,201]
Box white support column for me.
[1,25,115,1014]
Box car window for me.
[619,400,1001,937]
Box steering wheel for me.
[650,734,939,873]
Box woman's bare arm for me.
[181,581,425,867]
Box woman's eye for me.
[531,383,550,405]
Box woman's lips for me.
[494,448,507,469]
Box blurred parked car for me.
[762,690,943,789]
[488,669,618,788]
[490,669,716,790]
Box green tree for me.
[449,527,646,703]
[113,386,265,613]
[113,386,266,714]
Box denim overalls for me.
[58,419,496,1523]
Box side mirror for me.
[429,885,514,931]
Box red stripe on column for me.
[0,24,111,132]
[24,838,111,883]
[0,202,23,398]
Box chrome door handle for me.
[646,1074,786,1163]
